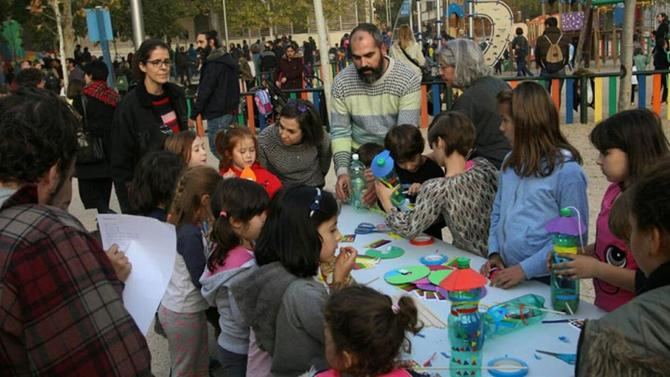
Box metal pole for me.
[386,0,391,27]
[436,0,442,46]
[312,0,333,124]
[468,0,474,39]
[409,0,413,33]
[416,0,423,42]
[222,0,229,45]
[130,0,145,49]
[50,0,69,92]
[355,0,360,24]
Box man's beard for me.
[356,62,384,84]
[198,46,212,59]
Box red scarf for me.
[82,80,120,107]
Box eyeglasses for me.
[146,59,171,68]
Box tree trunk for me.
[574,0,592,70]
[618,0,636,111]
[61,0,75,60]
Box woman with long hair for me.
[389,24,426,76]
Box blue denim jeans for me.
[206,113,234,158]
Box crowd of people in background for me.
[2,15,670,377]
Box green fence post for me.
[608,75,617,117]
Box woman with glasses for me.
[257,99,332,187]
[437,38,511,169]
[111,38,188,213]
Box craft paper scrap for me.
[98,214,177,335]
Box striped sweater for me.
[330,57,421,175]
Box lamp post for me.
[130,0,145,48]
[222,0,229,45]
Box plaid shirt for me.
[0,185,151,376]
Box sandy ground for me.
[66,120,670,376]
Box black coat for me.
[74,94,115,180]
[111,81,187,211]
[192,48,240,121]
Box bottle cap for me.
[352,153,359,161]
[560,208,573,217]
[456,257,470,269]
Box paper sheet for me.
[98,214,177,335]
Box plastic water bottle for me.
[445,258,485,377]
[370,150,410,211]
[482,294,547,338]
[349,153,366,210]
[549,208,582,315]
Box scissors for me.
[355,222,390,235]
[535,350,576,365]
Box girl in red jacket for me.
[216,127,281,198]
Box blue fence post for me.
[431,83,441,115]
[565,78,574,124]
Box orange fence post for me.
[652,73,662,116]
[246,95,256,134]
[420,85,429,128]
[551,79,560,110]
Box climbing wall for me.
[472,0,514,66]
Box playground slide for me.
[473,0,515,66]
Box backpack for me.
[544,34,564,66]
[254,89,273,115]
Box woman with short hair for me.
[437,38,511,168]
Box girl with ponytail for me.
[200,178,270,376]
[317,285,424,377]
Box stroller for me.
[246,75,329,131]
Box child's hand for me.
[554,253,599,280]
[490,265,526,289]
[334,247,357,283]
[407,183,422,196]
[480,253,505,276]
[374,180,394,212]
[106,244,132,282]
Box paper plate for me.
[384,265,431,285]
[428,269,454,286]
[366,246,405,259]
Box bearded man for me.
[330,23,421,202]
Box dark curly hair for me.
[128,151,184,215]
[325,286,423,376]
[0,88,79,185]
[133,38,170,81]
[279,99,324,147]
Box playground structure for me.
[526,1,657,68]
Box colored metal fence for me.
[186,69,670,131]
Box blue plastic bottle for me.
[447,259,485,377]
[349,153,366,210]
[370,150,410,211]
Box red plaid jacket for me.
[0,185,151,376]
